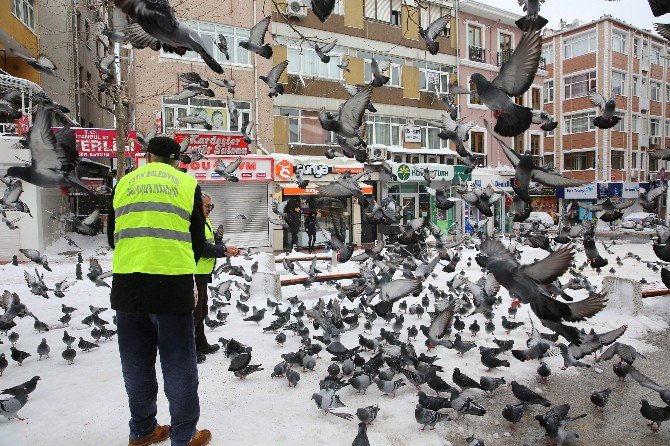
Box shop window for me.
[410,155,420,164]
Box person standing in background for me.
[286,204,302,251]
[193,193,240,364]
[107,137,211,446]
[304,209,317,253]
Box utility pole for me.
[105,0,128,182]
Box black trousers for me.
[307,232,316,251]
[288,231,300,249]
[194,283,209,351]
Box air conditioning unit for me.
[650,136,661,145]
[367,145,388,162]
[285,0,307,18]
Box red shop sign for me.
[53,127,141,157]
[173,132,249,156]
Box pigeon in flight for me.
[177,115,212,130]
[9,50,63,80]
[532,109,558,131]
[577,198,635,223]
[239,16,273,59]
[342,84,377,112]
[588,90,621,129]
[369,58,390,87]
[466,28,543,136]
[419,15,451,55]
[214,157,242,182]
[114,0,223,73]
[314,40,337,63]
[311,0,336,22]
[629,366,670,404]
[48,209,100,235]
[210,77,236,95]
[431,113,475,157]
[5,104,93,194]
[260,61,289,97]
[516,0,548,32]
[319,86,373,146]
[638,183,666,212]
[95,54,116,83]
[215,34,230,60]
[20,249,51,272]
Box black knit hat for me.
[146,136,181,160]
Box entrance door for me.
[401,196,417,224]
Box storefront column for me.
[352,198,362,246]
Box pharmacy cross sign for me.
[397,164,412,182]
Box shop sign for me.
[404,126,421,143]
[564,183,597,199]
[608,183,623,200]
[54,128,142,157]
[296,163,330,178]
[178,155,273,182]
[493,180,511,189]
[622,182,640,199]
[282,183,373,196]
[173,132,249,155]
[393,163,454,183]
[273,158,364,181]
[597,183,609,199]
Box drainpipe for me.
[253,0,261,154]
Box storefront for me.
[272,156,374,251]
[382,162,470,234]
[136,150,273,249]
[557,182,647,221]
[469,169,515,234]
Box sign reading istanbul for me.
[53,128,142,157]
[392,163,455,183]
[173,132,249,155]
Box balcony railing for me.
[468,46,486,63]
[497,48,513,66]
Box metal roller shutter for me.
[201,183,270,248]
[0,186,22,262]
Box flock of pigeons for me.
[3,0,670,444]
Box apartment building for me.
[542,16,670,185]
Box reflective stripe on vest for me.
[112,162,198,275]
[195,218,216,275]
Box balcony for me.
[468,46,486,63]
[497,49,513,66]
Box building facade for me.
[542,16,670,217]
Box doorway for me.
[401,196,417,224]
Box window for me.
[531,88,541,109]
[515,95,524,106]
[634,37,640,57]
[84,20,91,48]
[665,120,670,137]
[470,131,485,154]
[499,32,513,65]
[633,76,639,96]
[641,152,647,171]
[415,120,449,150]
[564,111,596,133]
[543,80,554,103]
[563,71,596,99]
[651,81,661,101]
[530,134,541,156]
[417,62,453,93]
[632,114,639,133]
[365,0,401,25]
[365,115,405,146]
[469,78,482,105]
[563,151,595,170]
[611,151,624,170]
[163,96,251,133]
[163,20,251,66]
[541,44,554,64]
[420,2,451,35]
[612,31,627,53]
[11,0,35,30]
[288,45,344,80]
[613,112,625,132]
[632,151,638,169]
[611,71,626,96]
[651,117,661,136]
[666,85,670,102]
[361,52,402,87]
[651,44,662,65]
[514,134,524,152]
[332,0,344,15]
[563,31,596,58]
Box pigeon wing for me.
[480,237,519,265]
[266,60,289,84]
[341,83,359,97]
[338,86,373,135]
[577,202,602,212]
[319,40,337,54]
[381,279,422,301]
[629,366,666,393]
[311,0,336,22]
[36,55,57,70]
[588,90,607,111]
[81,209,100,226]
[248,16,271,45]
[488,120,520,167]
[519,246,574,284]
[27,104,62,170]
[426,15,451,40]
[531,169,589,187]
[117,23,161,49]
[428,304,455,339]
[491,30,543,97]
[114,0,178,33]
[224,156,243,174]
[611,199,636,210]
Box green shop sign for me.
[392,163,456,183]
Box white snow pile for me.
[1,234,669,445]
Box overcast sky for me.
[477,0,657,32]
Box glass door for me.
[401,196,417,224]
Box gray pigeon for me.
[349,373,374,394]
[260,61,288,97]
[415,404,451,430]
[311,0,336,22]
[62,346,76,364]
[311,388,353,420]
[516,0,548,31]
[0,388,28,420]
[286,368,300,387]
[467,27,542,136]
[319,87,373,146]
[36,338,50,360]
[239,16,273,59]
[214,157,243,182]
[88,258,112,287]
[0,353,7,376]
[314,40,337,63]
[374,378,406,398]
[352,421,370,446]
[19,249,51,272]
[9,50,63,80]
[629,366,670,404]
[419,15,450,55]
[356,405,380,424]
[588,89,620,129]
[590,388,612,410]
[114,0,223,73]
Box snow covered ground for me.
[1,234,669,446]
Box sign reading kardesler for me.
[173,132,249,155]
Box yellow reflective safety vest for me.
[112,162,198,275]
[195,218,216,274]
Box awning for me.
[282,182,373,196]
